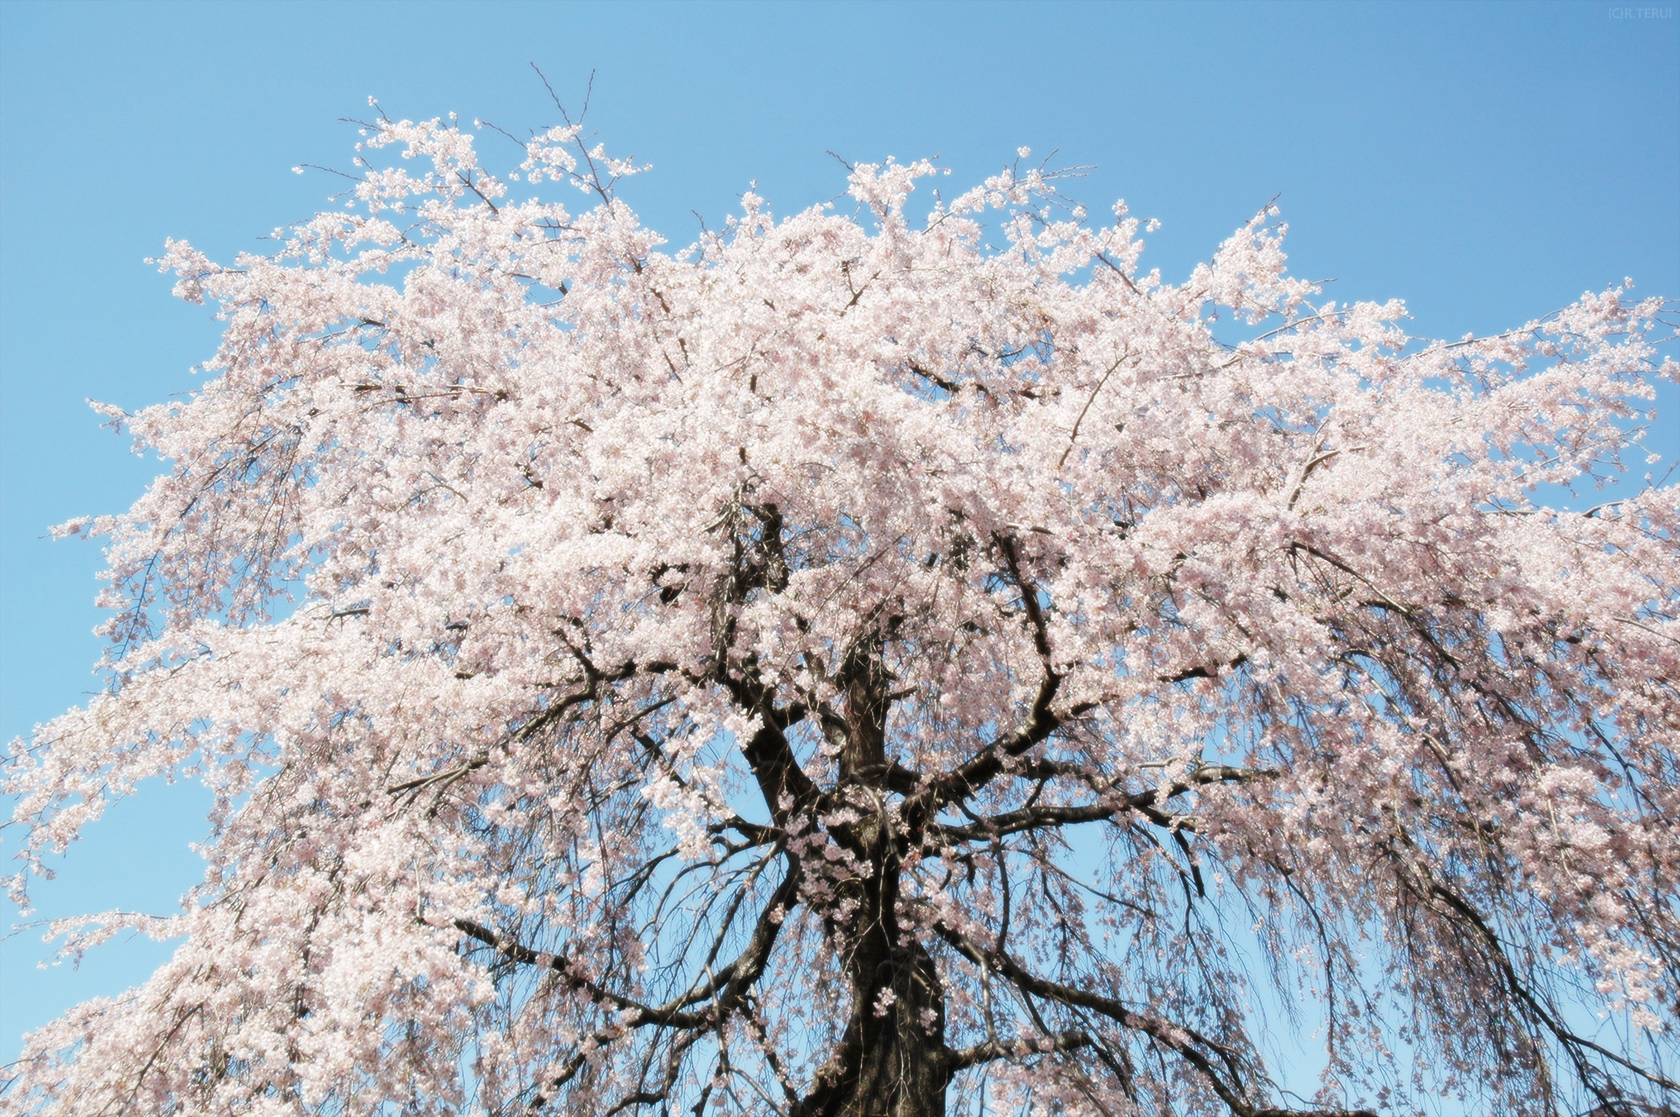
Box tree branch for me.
[946,1029,1094,1071]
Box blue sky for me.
[2,0,1676,1082]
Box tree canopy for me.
[6,109,1678,1117]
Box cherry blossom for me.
[5,109,1678,1117]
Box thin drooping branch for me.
[932,922,1379,1117]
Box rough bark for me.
[795,828,947,1117]
[795,628,947,1117]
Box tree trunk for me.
[795,818,948,1117]
[796,630,948,1117]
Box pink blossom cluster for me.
[5,111,1677,1116]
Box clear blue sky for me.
[2,0,1676,1079]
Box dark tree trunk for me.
[795,629,948,1117]
[795,814,948,1117]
